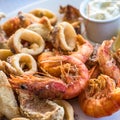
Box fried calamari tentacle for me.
[0,60,18,76]
[79,74,120,118]
[59,5,80,23]
[8,28,45,55]
[59,5,82,34]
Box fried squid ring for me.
[50,22,76,51]
[27,17,53,41]
[8,53,37,75]
[79,74,120,118]
[0,49,13,61]
[38,53,89,99]
[54,100,74,120]
[8,28,45,55]
[30,8,57,25]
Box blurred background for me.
[0,0,40,13]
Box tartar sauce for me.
[85,0,120,20]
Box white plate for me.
[1,0,120,120]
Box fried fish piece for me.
[18,90,64,120]
[0,71,20,119]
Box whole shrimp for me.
[97,39,120,85]
[9,75,67,99]
[79,74,120,118]
[38,54,89,99]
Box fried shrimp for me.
[9,75,67,99]
[79,74,120,118]
[97,39,120,84]
[70,34,93,63]
[38,54,89,99]
[2,12,39,37]
[8,28,45,55]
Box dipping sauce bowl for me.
[79,0,120,43]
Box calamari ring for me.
[8,28,45,55]
[7,53,37,75]
[38,53,89,99]
[29,8,57,25]
[27,17,53,41]
[0,49,13,61]
[79,74,120,118]
[54,100,74,120]
[50,22,76,51]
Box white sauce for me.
[85,0,120,20]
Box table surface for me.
[0,0,40,14]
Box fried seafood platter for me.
[0,1,120,120]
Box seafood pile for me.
[0,4,120,120]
